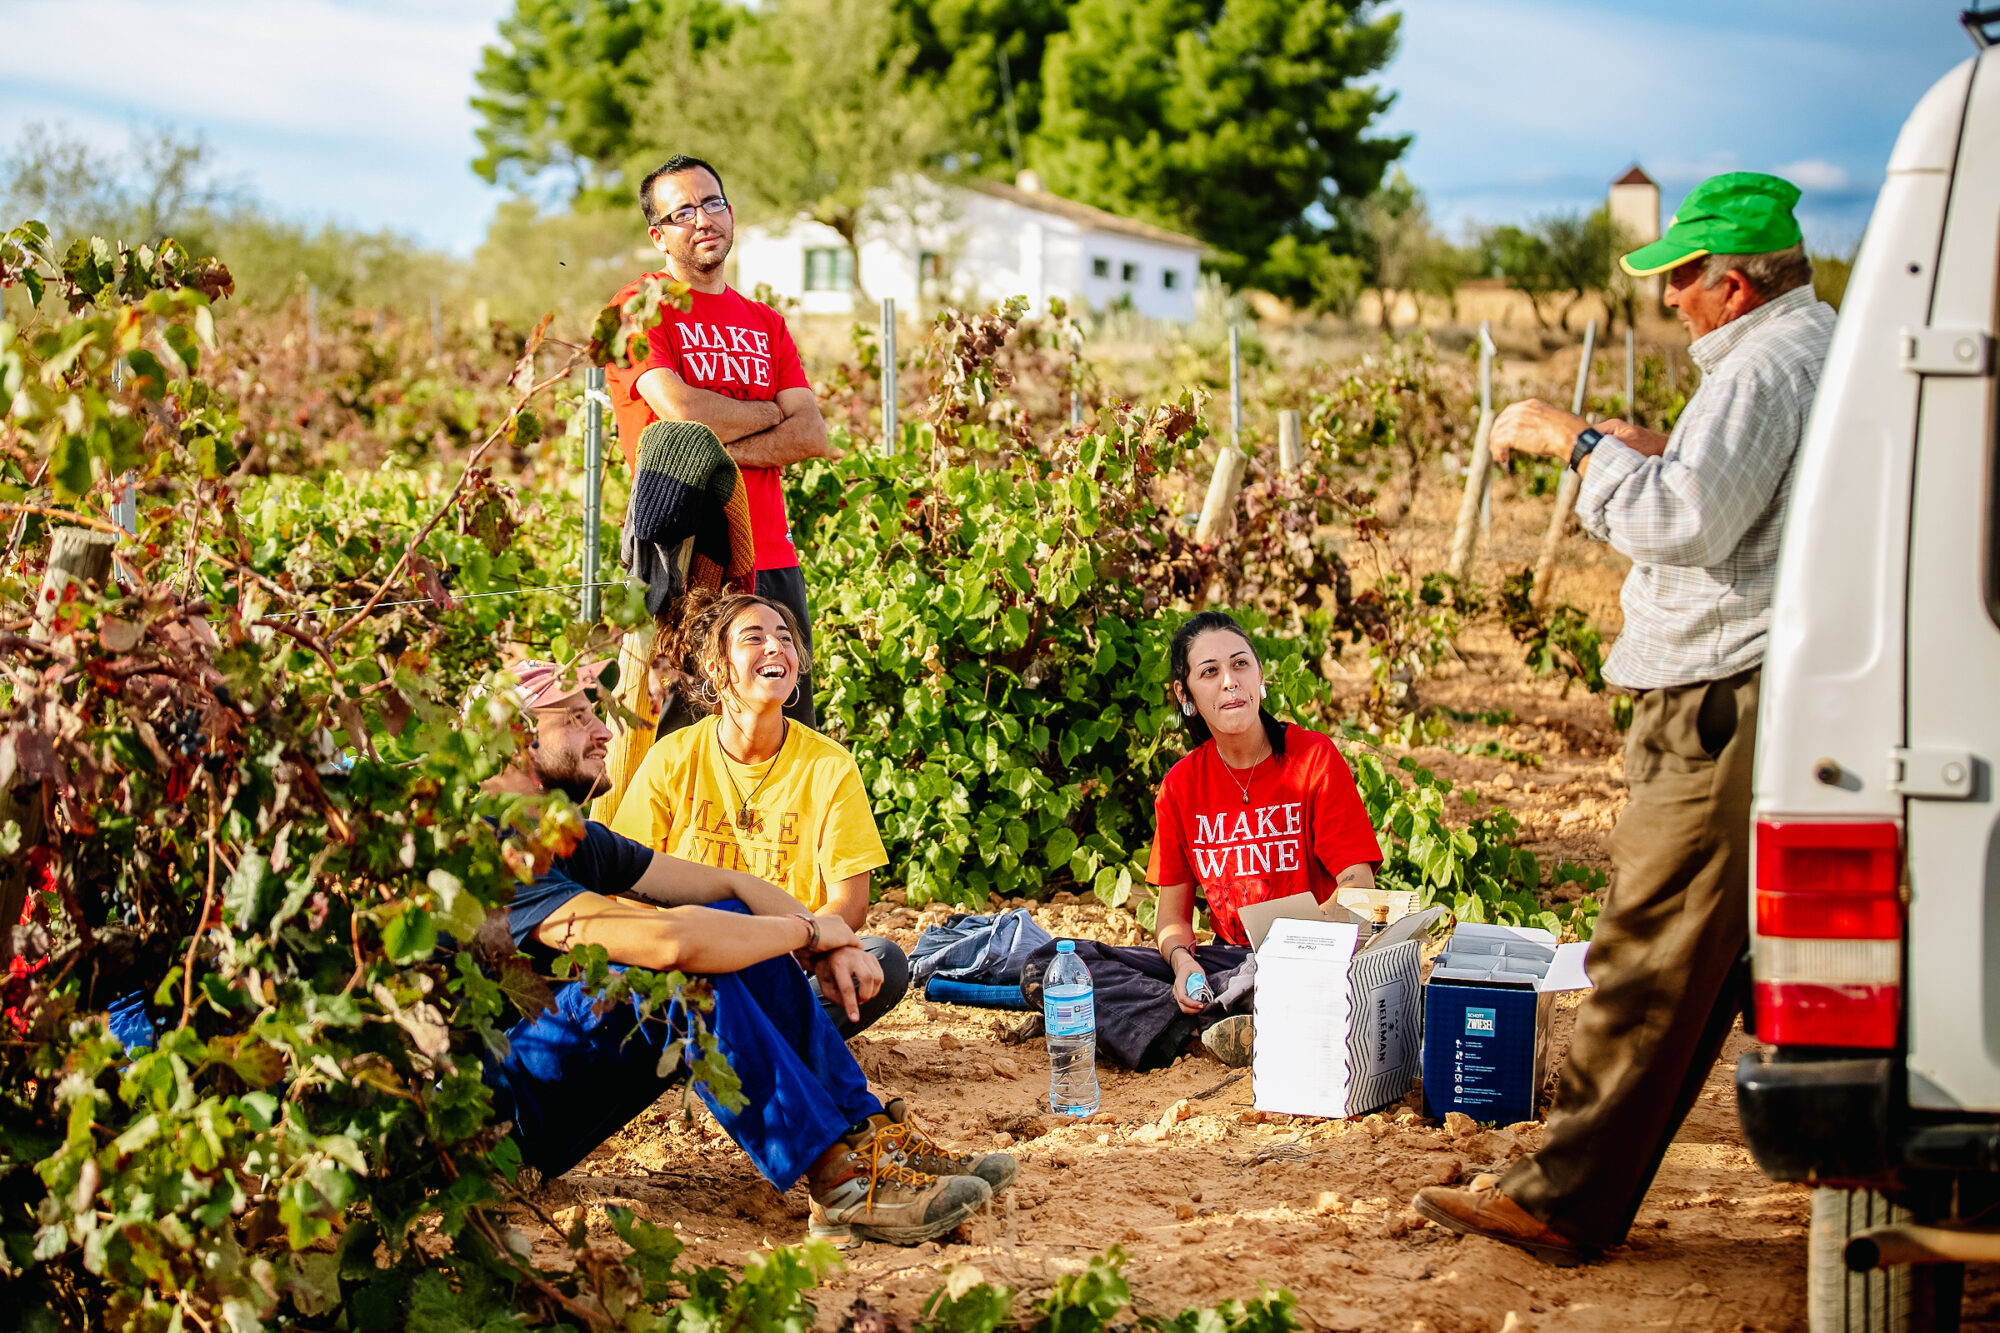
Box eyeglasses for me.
[660,196,730,228]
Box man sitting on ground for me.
[478,660,1014,1246]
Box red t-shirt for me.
[1146,725,1383,947]
[605,279,810,571]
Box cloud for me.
[1380,0,1962,245]
[1775,159,1853,191]
[0,0,513,252]
[0,0,498,151]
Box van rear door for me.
[1903,49,2000,1112]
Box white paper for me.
[1253,919,1361,1118]
[1238,891,1332,951]
[1536,941,1593,993]
[1450,923,1560,950]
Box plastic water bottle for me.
[1044,940,1100,1116]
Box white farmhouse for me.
[730,172,1204,322]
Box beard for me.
[677,232,730,274]
[532,743,607,805]
[544,771,605,805]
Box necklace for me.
[715,718,789,828]
[1212,742,1271,805]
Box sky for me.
[1380,0,1975,251]
[0,0,1981,257]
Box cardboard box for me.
[1250,904,1447,1119]
[1237,888,1420,951]
[1421,924,1591,1126]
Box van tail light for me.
[1752,820,1902,1049]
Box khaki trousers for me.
[1499,668,1759,1248]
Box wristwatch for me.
[1568,426,1605,472]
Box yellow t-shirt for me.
[607,714,889,912]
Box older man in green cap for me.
[1412,172,1837,1263]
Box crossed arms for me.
[531,852,881,1020]
[634,371,840,467]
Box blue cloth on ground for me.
[923,977,1031,1009]
[909,908,1053,988]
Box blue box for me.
[1420,924,1590,1125]
[1421,980,1554,1126]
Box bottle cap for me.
[1055,940,1075,953]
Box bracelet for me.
[794,913,820,951]
[1167,944,1195,967]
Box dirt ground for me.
[532,1017,1803,1333]
[510,454,1992,1330]
[518,668,1815,1332]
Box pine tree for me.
[471,0,743,199]
[631,0,954,305]
[1027,0,1404,302]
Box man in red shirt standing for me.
[606,155,840,727]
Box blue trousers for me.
[485,904,882,1190]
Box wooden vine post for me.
[1196,327,1250,544]
[1448,322,1497,583]
[1194,448,1248,544]
[1278,410,1303,473]
[1531,319,1597,607]
[2,528,116,967]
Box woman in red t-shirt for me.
[1020,612,1380,1072]
[1149,611,1381,1062]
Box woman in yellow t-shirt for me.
[609,592,906,1036]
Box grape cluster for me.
[169,698,233,775]
[168,710,204,759]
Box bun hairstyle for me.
[656,587,811,715]
[1167,610,1288,758]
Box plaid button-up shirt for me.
[1577,284,1837,690]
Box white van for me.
[1737,15,2000,1332]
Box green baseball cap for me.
[1619,171,1804,277]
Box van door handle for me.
[1899,327,1993,376]
[1889,747,1983,800]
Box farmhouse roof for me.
[1613,165,1657,187]
[971,180,1204,250]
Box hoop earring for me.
[698,679,718,705]
[786,682,801,708]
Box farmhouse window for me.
[804,248,855,291]
[1121,261,1139,284]
[1092,257,1111,279]
[1162,269,1181,290]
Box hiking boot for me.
[806,1119,992,1246]
[1200,1014,1255,1067]
[872,1098,1018,1193]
